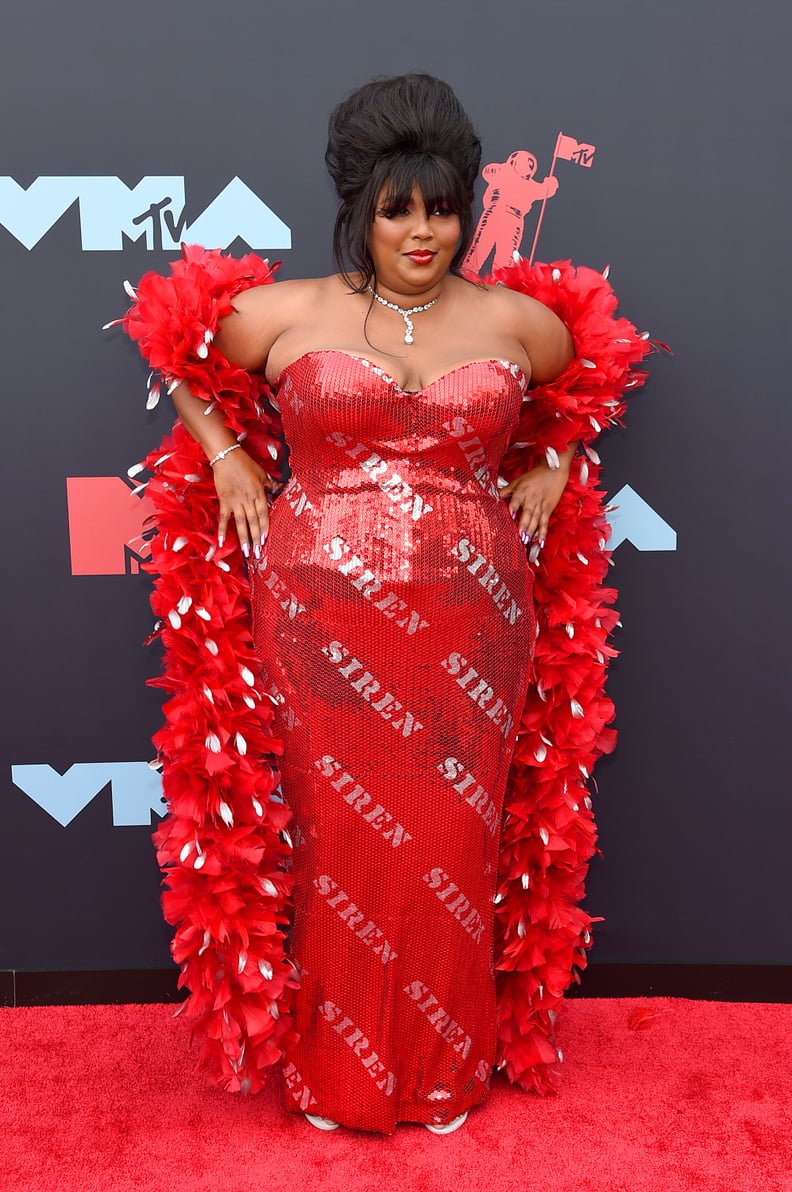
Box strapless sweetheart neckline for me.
[275,348,528,395]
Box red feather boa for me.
[488,258,651,1091]
[116,246,653,1097]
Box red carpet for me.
[1,998,790,1192]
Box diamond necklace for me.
[366,284,441,344]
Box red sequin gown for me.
[251,350,534,1133]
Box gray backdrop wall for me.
[1,0,790,977]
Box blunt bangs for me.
[378,153,470,216]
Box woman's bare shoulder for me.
[471,280,573,385]
[214,275,331,371]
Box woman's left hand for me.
[501,459,571,545]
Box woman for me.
[119,73,652,1135]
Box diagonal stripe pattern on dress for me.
[251,351,534,1133]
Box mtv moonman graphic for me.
[463,132,596,274]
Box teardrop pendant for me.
[367,286,441,346]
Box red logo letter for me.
[66,476,155,575]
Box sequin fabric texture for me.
[251,350,535,1133]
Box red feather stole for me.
[118,246,652,1096]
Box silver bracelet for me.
[209,443,242,466]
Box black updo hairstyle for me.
[326,73,482,291]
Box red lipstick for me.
[406,250,436,264]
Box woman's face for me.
[368,184,461,296]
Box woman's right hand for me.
[212,448,272,557]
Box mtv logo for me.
[571,146,596,167]
[0,176,292,252]
[66,476,155,575]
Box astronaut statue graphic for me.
[463,133,596,275]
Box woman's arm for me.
[500,294,577,546]
[171,382,272,556]
[169,281,301,556]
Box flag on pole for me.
[555,133,596,167]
